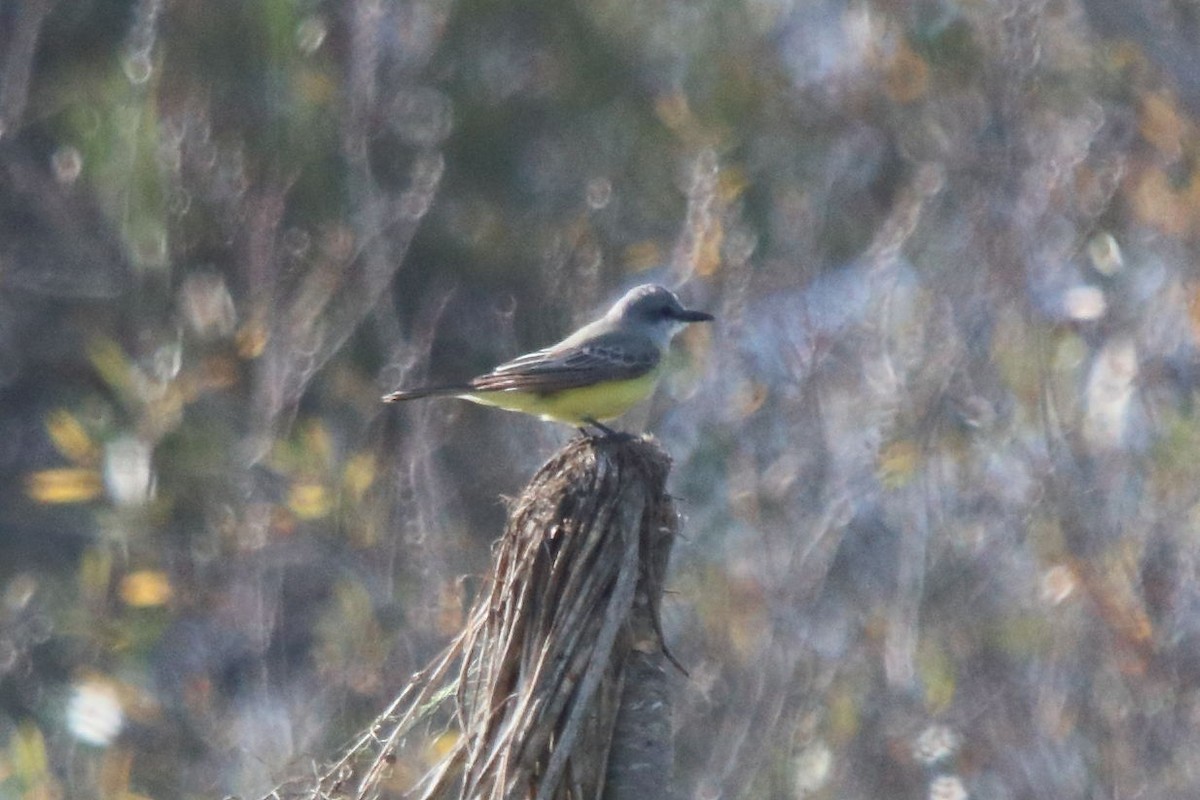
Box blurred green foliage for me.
[4,0,1200,798]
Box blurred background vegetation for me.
[4,0,1200,797]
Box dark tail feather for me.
[381,385,469,402]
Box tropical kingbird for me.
[382,284,713,429]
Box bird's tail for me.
[382,384,470,402]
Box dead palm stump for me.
[274,434,682,800]
[449,434,680,800]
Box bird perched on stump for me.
[383,284,713,432]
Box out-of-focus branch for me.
[246,1,450,451]
[0,0,54,140]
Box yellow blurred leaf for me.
[695,220,724,276]
[180,355,239,399]
[25,468,103,504]
[732,380,768,418]
[303,420,335,465]
[654,91,693,131]
[917,639,957,713]
[878,439,920,488]
[1070,551,1154,671]
[118,570,173,608]
[428,731,460,760]
[718,166,749,203]
[1129,165,1200,236]
[623,240,663,272]
[288,481,331,519]
[99,745,141,799]
[45,409,100,467]
[827,684,860,743]
[9,723,49,780]
[1106,40,1148,75]
[990,613,1056,655]
[725,581,768,658]
[342,452,377,501]
[1139,92,1186,159]
[143,385,185,441]
[87,336,134,395]
[296,68,336,104]
[235,319,269,359]
[313,581,387,693]
[1151,412,1200,503]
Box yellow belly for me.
[458,371,659,425]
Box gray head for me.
[606,284,713,345]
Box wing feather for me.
[467,331,660,394]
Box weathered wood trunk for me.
[267,435,681,800]
[451,434,680,800]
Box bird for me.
[382,284,713,432]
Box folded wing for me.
[468,331,660,393]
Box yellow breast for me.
[458,371,660,425]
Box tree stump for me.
[449,434,680,800]
[271,434,682,800]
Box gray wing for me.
[467,331,660,393]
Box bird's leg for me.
[582,417,616,436]
[581,418,635,442]
[579,417,616,437]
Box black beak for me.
[675,308,714,323]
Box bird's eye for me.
[659,305,674,318]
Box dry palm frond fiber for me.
[271,434,681,800]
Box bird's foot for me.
[579,418,636,442]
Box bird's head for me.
[608,284,713,345]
